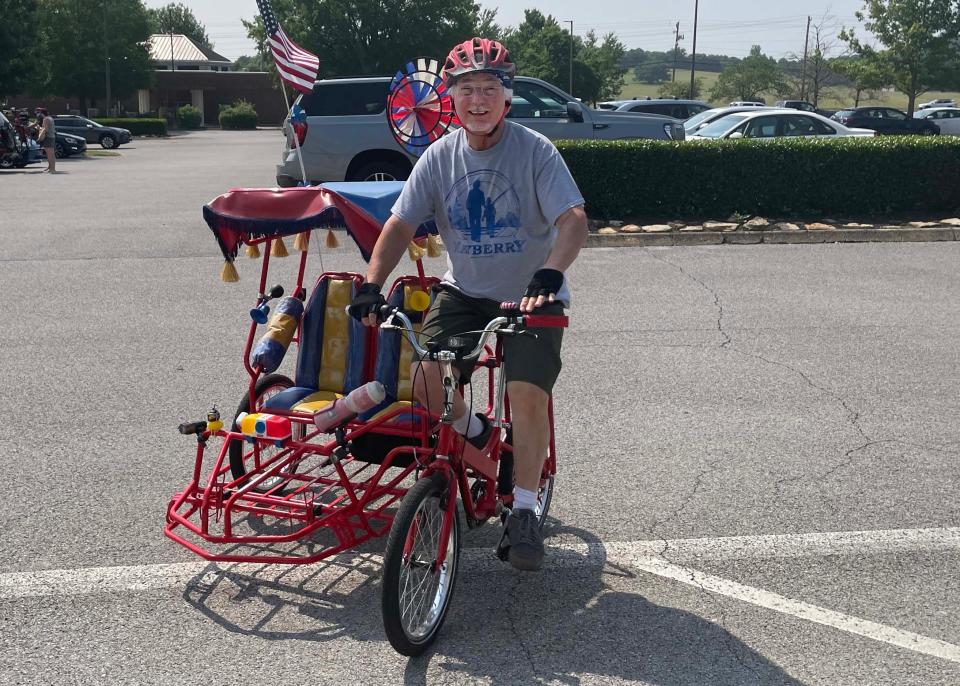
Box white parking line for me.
[2,526,959,662]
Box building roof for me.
[148,34,232,65]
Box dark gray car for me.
[53,115,132,149]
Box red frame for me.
[165,245,564,567]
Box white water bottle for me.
[312,381,386,432]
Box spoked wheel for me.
[535,474,555,528]
[228,373,299,492]
[382,472,460,656]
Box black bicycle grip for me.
[178,421,207,435]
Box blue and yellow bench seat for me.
[263,273,368,413]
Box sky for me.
[149,1,873,61]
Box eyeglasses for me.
[455,85,504,98]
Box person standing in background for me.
[35,107,56,173]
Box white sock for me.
[452,411,483,438]
[513,486,538,512]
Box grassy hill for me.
[617,68,960,110]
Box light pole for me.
[566,20,574,95]
[689,0,699,99]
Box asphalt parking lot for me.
[1,130,959,685]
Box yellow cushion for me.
[293,390,343,413]
[317,279,352,392]
[366,400,421,427]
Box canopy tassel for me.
[426,233,442,257]
[220,260,239,282]
[271,237,289,257]
[246,243,260,259]
[325,228,340,249]
[293,231,310,252]
[407,240,426,261]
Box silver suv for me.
[276,76,685,186]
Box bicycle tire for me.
[227,373,295,491]
[381,471,460,656]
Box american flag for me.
[256,0,319,94]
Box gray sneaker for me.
[506,509,544,571]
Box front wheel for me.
[382,472,460,656]
[100,134,117,149]
[920,127,937,136]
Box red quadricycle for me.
[165,182,567,655]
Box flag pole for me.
[279,79,309,186]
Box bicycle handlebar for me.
[376,305,568,362]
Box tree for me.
[0,0,39,99]
[800,15,843,107]
[839,0,960,114]
[233,55,264,72]
[147,2,212,50]
[244,0,483,79]
[634,62,669,84]
[34,0,152,110]
[580,30,626,101]
[830,55,891,106]
[710,45,790,102]
[658,78,704,99]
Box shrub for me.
[555,136,960,220]
[176,104,202,129]
[219,100,258,130]
[95,118,167,136]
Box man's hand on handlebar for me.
[348,282,387,327]
[520,268,563,313]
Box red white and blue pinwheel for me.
[387,57,457,156]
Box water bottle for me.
[312,381,386,432]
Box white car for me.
[684,105,776,135]
[686,109,876,140]
[917,98,956,110]
[913,107,960,135]
[728,101,766,107]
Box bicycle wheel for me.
[381,472,460,656]
[536,474,555,527]
[228,373,298,491]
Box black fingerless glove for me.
[347,282,386,322]
[524,268,564,299]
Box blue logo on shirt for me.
[445,170,522,245]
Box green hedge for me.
[219,100,258,130]
[176,104,202,129]
[555,137,960,220]
[95,118,167,136]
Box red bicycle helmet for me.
[442,38,516,86]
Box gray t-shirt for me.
[391,121,585,304]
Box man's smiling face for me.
[451,72,508,135]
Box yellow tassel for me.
[407,240,426,261]
[271,237,289,257]
[246,243,260,259]
[325,228,340,249]
[220,260,239,282]
[426,233,442,257]
[293,231,309,252]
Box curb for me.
[586,227,960,248]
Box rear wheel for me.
[382,472,460,656]
[350,160,409,182]
[228,373,297,491]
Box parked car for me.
[913,107,960,135]
[597,98,710,120]
[276,76,686,186]
[728,100,766,107]
[830,107,939,136]
[0,111,30,169]
[54,131,87,158]
[52,115,132,148]
[917,98,956,110]
[684,105,776,135]
[775,100,816,112]
[686,109,875,140]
